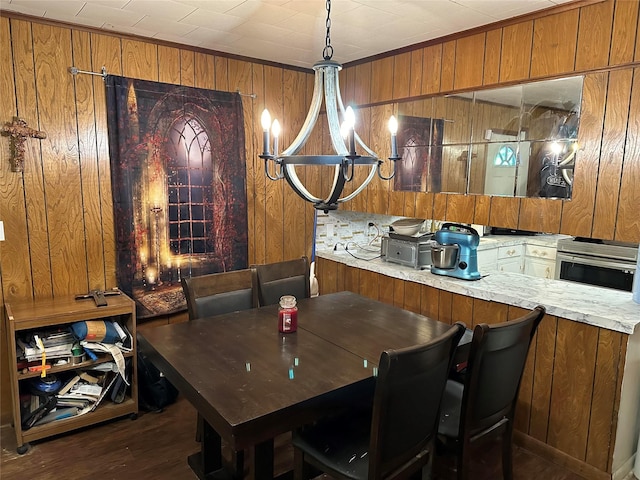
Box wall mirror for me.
[394,75,583,199]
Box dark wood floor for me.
[1,395,588,480]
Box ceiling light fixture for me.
[259,0,401,211]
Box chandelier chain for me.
[323,0,333,60]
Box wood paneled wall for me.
[317,257,624,479]
[0,15,317,423]
[338,0,640,244]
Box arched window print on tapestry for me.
[106,76,247,318]
[166,115,215,256]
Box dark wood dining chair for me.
[437,305,546,480]
[181,268,258,320]
[252,256,310,306]
[292,322,466,480]
[180,268,258,478]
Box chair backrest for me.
[253,256,310,306]
[181,269,258,320]
[368,323,466,480]
[461,305,546,438]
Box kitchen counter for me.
[318,233,640,334]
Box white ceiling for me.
[1,0,575,69]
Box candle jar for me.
[278,295,298,333]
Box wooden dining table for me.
[137,291,455,480]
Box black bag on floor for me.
[137,338,178,412]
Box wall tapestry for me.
[106,76,248,319]
[394,115,444,192]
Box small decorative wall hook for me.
[0,117,47,172]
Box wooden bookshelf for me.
[5,293,138,454]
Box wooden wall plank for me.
[344,264,360,295]
[489,196,520,229]
[158,46,180,84]
[586,330,622,470]
[471,299,508,326]
[263,66,284,263]
[454,33,485,90]
[0,16,19,424]
[529,313,557,442]
[409,49,423,97]
[433,193,447,220]
[72,29,106,291]
[422,44,442,95]
[180,49,195,86]
[473,195,491,225]
[392,277,405,308]
[609,0,639,66]
[282,69,308,260]
[530,10,579,78]
[451,294,473,326]
[420,284,440,319]
[616,67,640,242]
[4,19,41,300]
[354,62,372,105]
[438,290,453,324]
[547,319,598,460]
[215,56,229,91]
[194,52,215,89]
[510,306,535,433]
[592,69,632,240]
[91,33,122,290]
[33,23,88,296]
[575,0,614,70]
[561,73,607,237]
[392,52,411,99]
[251,63,266,264]
[122,39,157,80]
[379,275,394,305]
[359,269,379,300]
[445,194,475,224]
[500,22,533,82]
[404,281,421,314]
[414,192,433,220]
[483,29,502,86]
[440,41,456,91]
[371,57,394,104]
[519,198,562,233]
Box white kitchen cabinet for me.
[524,244,557,279]
[497,245,524,273]
[477,247,498,273]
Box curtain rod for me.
[68,67,257,98]
[68,66,108,80]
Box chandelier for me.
[259,0,401,211]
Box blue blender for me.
[430,223,481,280]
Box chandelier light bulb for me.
[261,109,271,131]
[388,115,398,135]
[271,119,281,138]
[344,106,355,129]
[551,141,562,155]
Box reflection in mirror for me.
[393,76,583,200]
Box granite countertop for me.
[318,234,640,334]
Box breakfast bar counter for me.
[317,250,640,334]
[315,250,640,480]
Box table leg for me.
[251,438,274,480]
[187,419,226,480]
